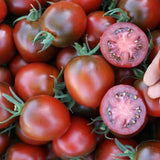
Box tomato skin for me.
[13,20,58,63]
[15,62,59,101]
[5,0,46,16]
[95,138,137,160]
[6,142,46,160]
[63,0,102,14]
[159,58,160,73]
[134,79,160,117]
[0,133,10,156]
[0,24,16,65]
[85,11,116,49]
[118,0,160,31]
[64,55,115,109]
[52,116,96,158]
[0,0,7,23]
[41,1,87,48]
[135,141,160,160]
[0,67,12,85]
[20,95,71,141]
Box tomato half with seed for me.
[0,0,7,23]
[100,84,147,137]
[100,22,149,68]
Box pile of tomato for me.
[0,0,160,159]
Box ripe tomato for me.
[134,79,160,117]
[100,84,147,137]
[13,19,58,63]
[85,11,116,49]
[20,95,71,141]
[64,55,115,109]
[14,62,59,101]
[0,133,10,156]
[0,0,7,23]
[52,116,96,159]
[40,1,87,48]
[100,22,149,68]
[118,0,160,31]
[0,67,12,85]
[5,0,46,16]
[0,24,16,65]
[6,142,46,160]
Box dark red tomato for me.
[95,138,137,160]
[14,62,59,101]
[55,46,77,70]
[135,140,160,160]
[118,0,160,31]
[63,0,102,14]
[9,54,28,77]
[40,1,87,48]
[13,19,58,63]
[85,11,116,49]
[0,82,16,129]
[115,68,135,85]
[134,79,160,117]
[0,133,10,156]
[6,142,46,160]
[0,24,16,65]
[100,84,147,137]
[5,0,46,16]
[52,116,96,158]
[100,22,149,68]
[148,29,160,64]
[0,66,12,85]
[16,122,48,146]
[0,0,7,23]
[20,95,71,141]
[64,55,115,109]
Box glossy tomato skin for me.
[95,138,137,160]
[15,62,59,101]
[0,0,7,23]
[13,20,58,63]
[63,0,102,14]
[0,24,16,65]
[52,116,96,158]
[134,79,160,117]
[0,67,12,85]
[20,95,71,141]
[41,1,87,48]
[135,141,160,160]
[0,133,10,156]
[64,55,115,109]
[85,11,116,49]
[5,0,46,16]
[6,142,46,160]
[118,0,160,31]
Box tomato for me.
[159,58,160,73]
[63,0,102,14]
[6,142,46,160]
[64,55,115,109]
[0,133,10,156]
[20,95,71,141]
[9,55,29,77]
[0,82,16,129]
[13,19,58,62]
[14,62,59,101]
[85,11,116,49]
[135,140,160,160]
[95,138,137,160]
[52,116,96,159]
[39,1,87,48]
[100,84,147,137]
[118,0,160,31]
[5,0,46,16]
[0,0,7,23]
[100,22,149,68]
[0,24,16,65]
[0,66,12,85]
[55,46,77,70]
[134,79,160,117]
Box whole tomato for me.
[0,0,7,23]
[0,67,12,85]
[64,55,115,109]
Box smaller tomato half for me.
[100,22,149,68]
